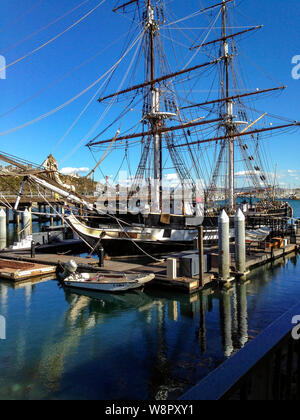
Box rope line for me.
[0,29,132,120]
[0,0,107,74]
[0,0,45,35]
[59,30,144,162]
[0,29,143,138]
[1,0,91,55]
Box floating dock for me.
[0,251,99,268]
[0,242,298,291]
[0,258,56,281]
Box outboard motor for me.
[57,260,78,281]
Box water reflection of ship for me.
[1,263,290,399]
[146,284,249,363]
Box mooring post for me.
[97,244,105,268]
[31,240,36,258]
[29,205,33,233]
[0,208,7,244]
[198,226,204,288]
[235,208,248,278]
[167,258,177,280]
[23,208,31,238]
[218,210,231,282]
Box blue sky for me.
[0,0,300,187]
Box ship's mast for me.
[146,0,162,212]
[222,0,235,212]
[89,0,300,214]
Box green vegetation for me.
[0,166,97,196]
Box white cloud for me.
[235,170,274,178]
[164,173,179,181]
[60,167,89,175]
[235,170,262,177]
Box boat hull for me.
[66,200,293,256]
[63,273,155,293]
[66,214,198,250]
[64,280,145,292]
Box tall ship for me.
[2,0,299,253]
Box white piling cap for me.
[24,208,30,215]
[219,209,229,223]
[0,208,6,217]
[235,208,245,221]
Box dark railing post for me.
[31,240,36,258]
[97,244,105,268]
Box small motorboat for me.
[58,260,155,293]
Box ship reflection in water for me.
[0,255,300,400]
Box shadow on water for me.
[0,253,299,400]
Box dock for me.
[0,205,299,290]
[0,243,297,291]
[0,258,56,281]
[0,249,213,291]
[245,244,298,270]
[0,251,99,268]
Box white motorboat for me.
[58,260,155,293]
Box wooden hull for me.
[66,214,198,247]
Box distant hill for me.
[0,166,97,196]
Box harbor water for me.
[0,200,299,400]
[291,199,300,218]
[0,255,300,400]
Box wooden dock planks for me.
[0,251,99,267]
[0,258,56,281]
[0,243,297,290]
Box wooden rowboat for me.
[62,272,155,293]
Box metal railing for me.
[180,302,300,400]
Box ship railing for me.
[179,301,300,401]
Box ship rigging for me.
[0,0,299,253]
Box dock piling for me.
[0,208,7,249]
[0,208,6,238]
[218,210,232,283]
[235,208,248,278]
[167,258,177,280]
[22,208,31,238]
